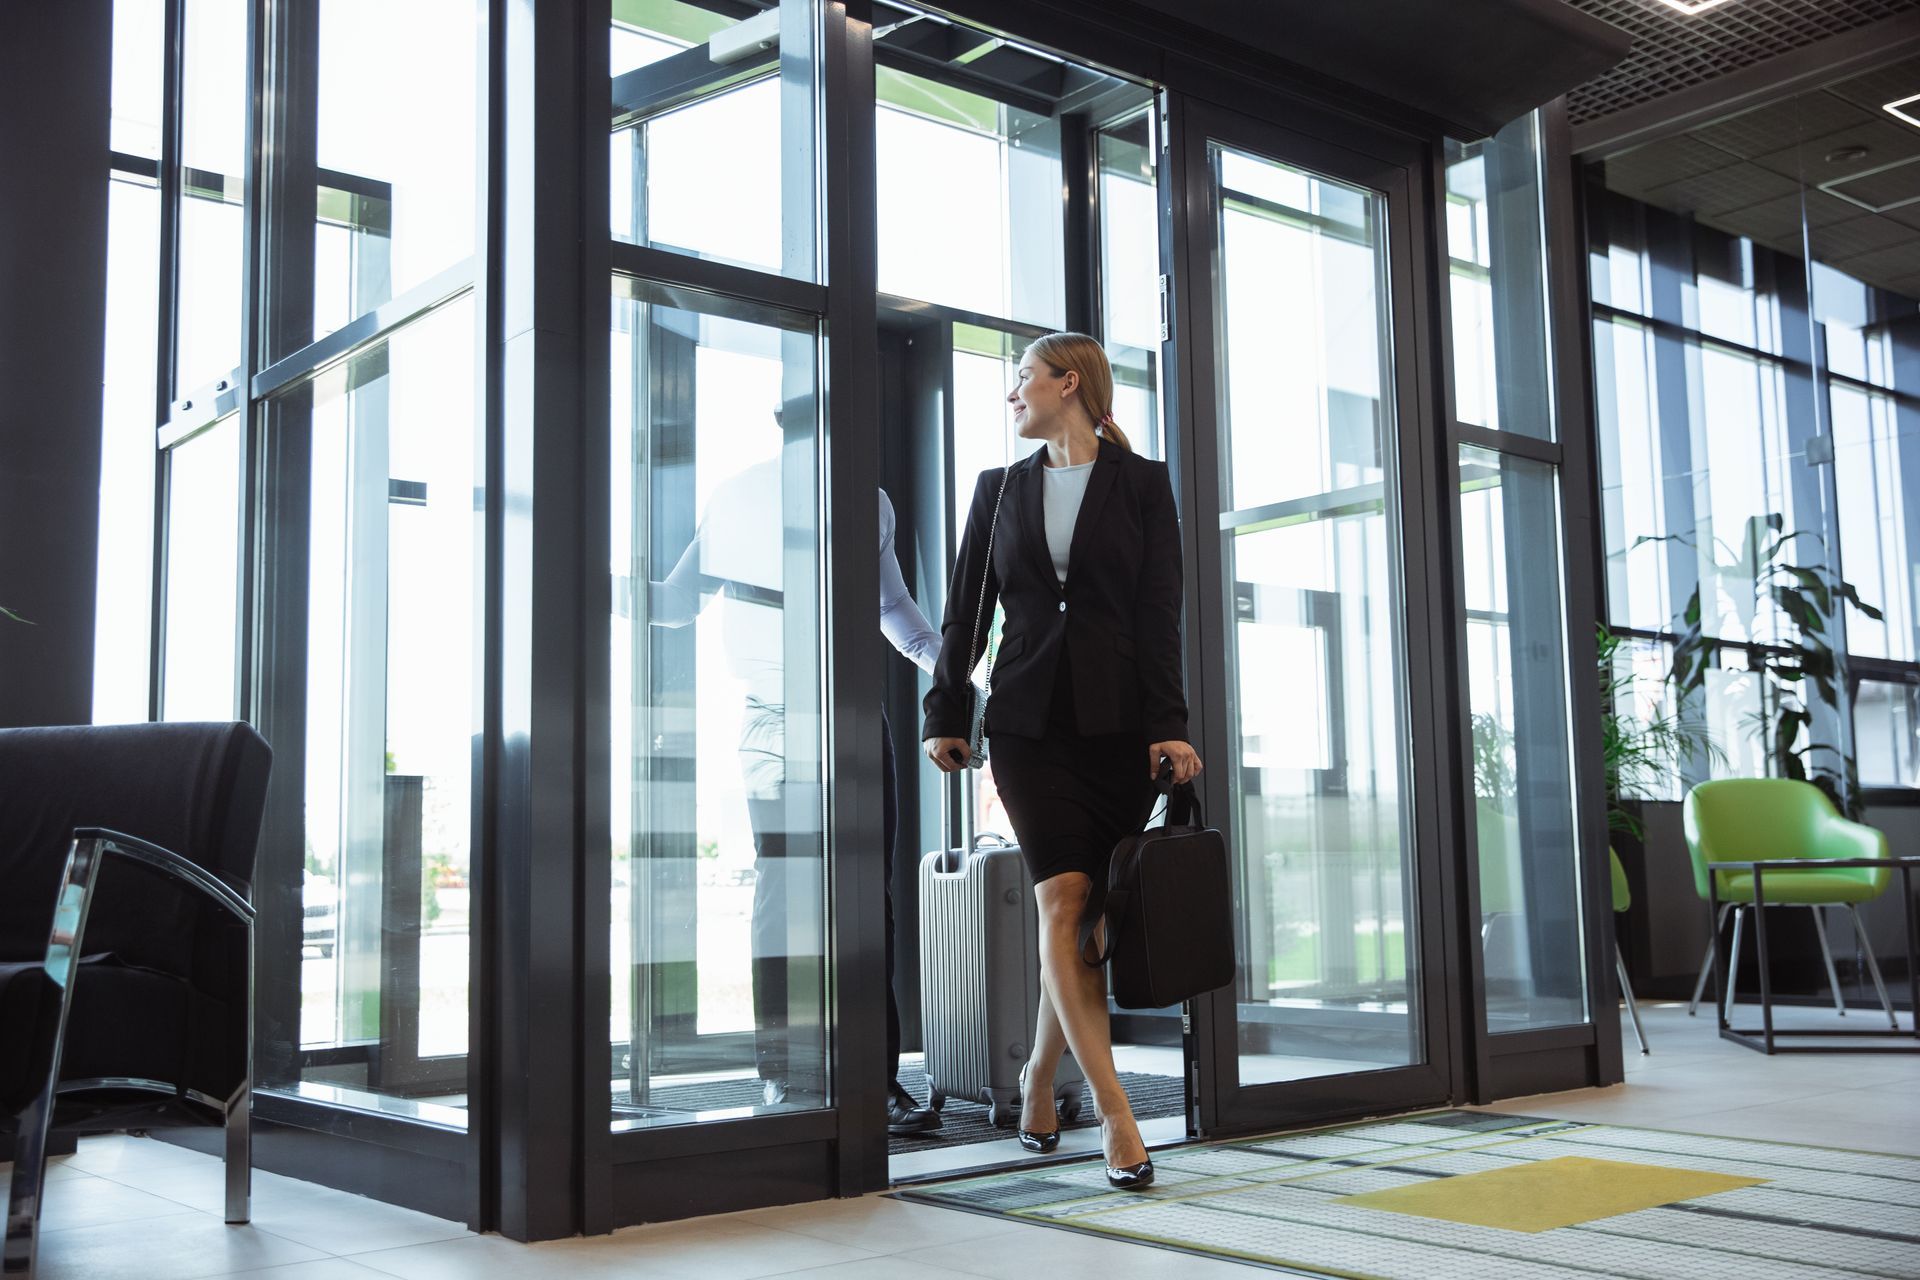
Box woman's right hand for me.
[925,736,971,773]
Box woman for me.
[923,333,1201,1190]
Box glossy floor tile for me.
[13,998,1915,1278]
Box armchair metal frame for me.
[3,828,254,1278]
[1705,858,1920,1055]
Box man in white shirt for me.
[652,479,942,1135]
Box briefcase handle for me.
[1153,762,1206,830]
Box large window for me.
[1446,114,1588,1033]
[108,0,488,1129]
[1588,188,1920,793]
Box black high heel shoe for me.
[1099,1115,1154,1190]
[1016,1065,1059,1154]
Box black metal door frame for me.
[1165,94,1462,1138]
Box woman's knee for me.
[1035,873,1092,932]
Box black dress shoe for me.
[1017,1065,1059,1153]
[1105,1159,1154,1190]
[887,1089,941,1136]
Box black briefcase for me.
[1080,779,1235,1010]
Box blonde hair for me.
[1025,332,1131,452]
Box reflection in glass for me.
[876,64,1064,327]
[1099,113,1163,458]
[610,286,825,1128]
[112,0,164,159]
[95,177,161,724]
[1443,114,1551,438]
[161,416,240,721]
[278,295,478,1117]
[305,0,478,354]
[175,0,246,394]
[1210,144,1419,1082]
[610,3,816,281]
[1856,679,1920,788]
[1459,447,1586,1031]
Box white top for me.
[649,478,940,794]
[1042,460,1095,585]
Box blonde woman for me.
[924,333,1200,1189]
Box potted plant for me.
[1657,514,1880,818]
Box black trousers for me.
[747,711,903,1094]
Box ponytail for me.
[1026,332,1131,452]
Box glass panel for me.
[1442,114,1552,438]
[610,2,817,282]
[176,0,247,393]
[112,0,164,160]
[1099,113,1163,458]
[1856,678,1920,788]
[161,415,240,721]
[610,284,824,1128]
[303,0,479,355]
[1209,142,1419,1082]
[274,294,478,1120]
[95,177,162,725]
[875,66,1063,326]
[1459,446,1586,1031]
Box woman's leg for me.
[1022,982,1070,1133]
[1033,872,1145,1166]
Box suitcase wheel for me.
[987,1097,1012,1128]
[1055,1088,1083,1122]
[928,1084,945,1112]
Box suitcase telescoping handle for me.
[937,831,1012,874]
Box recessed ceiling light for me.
[1886,93,1920,129]
[1655,0,1737,13]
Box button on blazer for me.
[922,438,1190,745]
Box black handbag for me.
[1079,777,1235,1010]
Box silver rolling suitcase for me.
[918,834,1084,1127]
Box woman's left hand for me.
[1148,740,1202,785]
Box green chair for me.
[1682,778,1897,1026]
[1610,848,1648,1055]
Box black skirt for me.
[988,651,1157,913]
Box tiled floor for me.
[10,999,1916,1279]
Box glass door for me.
[1177,102,1454,1132]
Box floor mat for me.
[612,1062,1185,1156]
[893,1110,1920,1279]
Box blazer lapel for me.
[1014,446,1054,588]
[1063,439,1122,587]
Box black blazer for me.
[923,439,1189,745]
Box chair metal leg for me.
[1723,906,1746,1023]
[4,1095,54,1276]
[1808,906,1846,1016]
[223,1084,251,1225]
[225,919,254,1225]
[1845,904,1900,1030]
[1617,954,1649,1055]
[1689,902,1736,1015]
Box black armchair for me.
[0,722,270,1277]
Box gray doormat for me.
[891,1063,1185,1154]
[610,1062,1185,1156]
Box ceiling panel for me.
[1746,113,1920,179]
[1604,133,1749,195]
[1690,91,1867,157]
[1565,0,1919,126]
[1822,51,1920,111]
[1809,212,1920,256]
[1642,160,1802,214]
